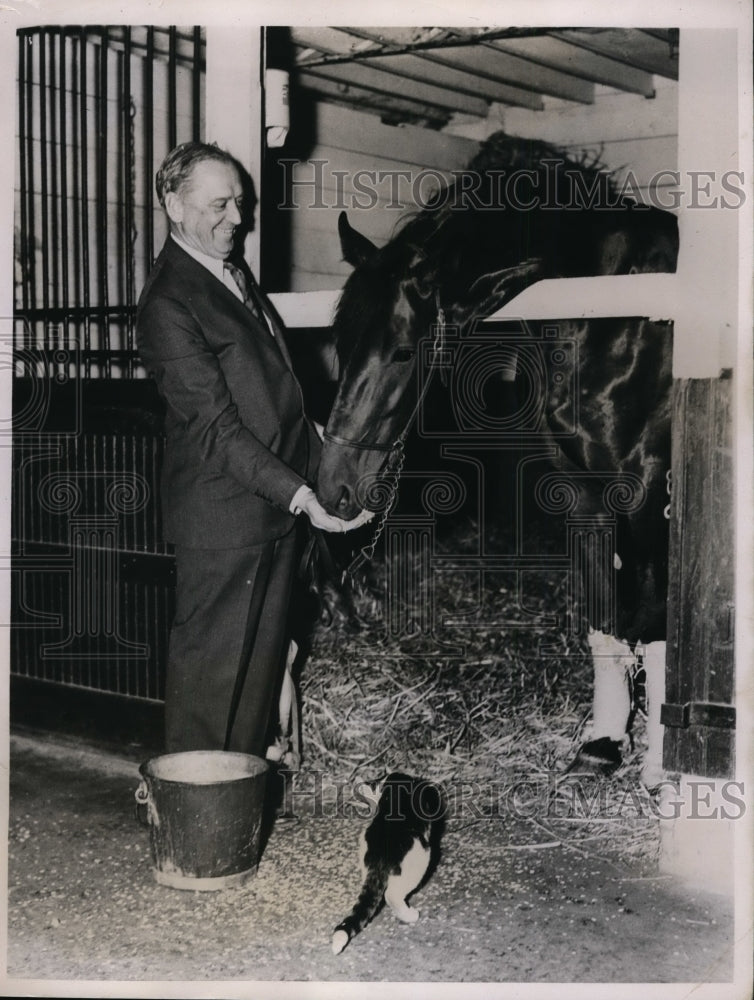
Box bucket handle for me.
[134,779,160,828]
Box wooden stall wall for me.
[461,77,678,204]
[263,101,481,292]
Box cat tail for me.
[331,866,387,955]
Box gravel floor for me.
[5,729,737,996]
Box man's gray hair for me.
[155,142,238,207]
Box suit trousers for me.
[165,523,300,757]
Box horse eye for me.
[392,348,415,364]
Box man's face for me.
[166,159,243,260]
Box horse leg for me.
[266,639,300,769]
[570,630,635,774]
[639,639,666,788]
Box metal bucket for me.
[135,750,268,891]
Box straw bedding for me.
[293,517,662,866]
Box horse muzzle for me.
[317,431,398,520]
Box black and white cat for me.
[332,771,444,955]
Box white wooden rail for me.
[269,273,680,330]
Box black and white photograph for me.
[1,1,752,997]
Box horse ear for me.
[338,211,378,268]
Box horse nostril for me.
[336,486,350,511]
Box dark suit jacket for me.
[136,237,320,548]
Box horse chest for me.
[543,319,671,475]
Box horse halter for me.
[323,294,448,579]
[323,293,447,457]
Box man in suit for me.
[137,141,368,757]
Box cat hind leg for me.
[384,839,430,923]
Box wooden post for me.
[205,26,263,278]
[658,27,743,892]
[663,376,735,778]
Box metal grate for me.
[12,27,204,704]
[15,25,205,379]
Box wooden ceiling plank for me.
[360,52,543,109]
[343,26,449,49]
[293,27,542,109]
[640,29,674,44]
[553,29,679,80]
[290,26,380,60]
[300,61,489,116]
[297,71,451,127]
[424,45,594,103]
[487,36,656,96]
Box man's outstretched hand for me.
[298,487,374,533]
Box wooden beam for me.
[297,72,451,127]
[290,26,377,61]
[205,27,262,276]
[319,29,542,109]
[487,36,656,97]
[300,61,489,117]
[423,45,594,104]
[553,29,679,80]
[357,53,542,110]
[674,29,738,377]
[339,26,449,50]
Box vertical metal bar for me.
[49,29,60,313]
[70,31,82,364]
[59,28,69,313]
[123,26,135,375]
[25,31,37,319]
[192,26,202,141]
[39,29,50,326]
[168,26,177,150]
[18,31,29,316]
[98,26,111,376]
[139,434,147,550]
[145,26,154,275]
[78,28,91,374]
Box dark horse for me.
[316,133,679,784]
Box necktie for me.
[223,261,272,335]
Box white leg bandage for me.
[588,630,634,742]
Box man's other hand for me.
[299,489,374,533]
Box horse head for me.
[317,211,544,518]
[316,212,440,519]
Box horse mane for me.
[391,131,623,243]
[465,131,614,181]
[333,132,627,349]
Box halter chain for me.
[329,297,447,581]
